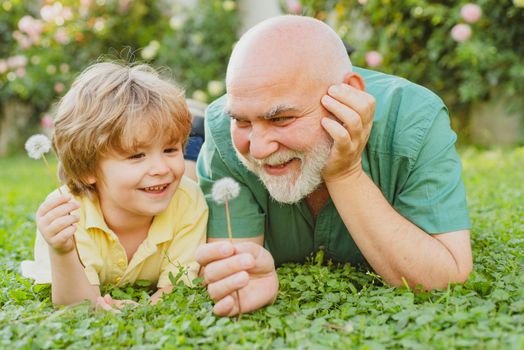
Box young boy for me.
[21,61,208,308]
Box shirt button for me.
[118,259,126,268]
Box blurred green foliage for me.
[0,0,239,119]
[285,0,524,120]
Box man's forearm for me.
[49,248,100,305]
[326,171,472,289]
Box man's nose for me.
[249,123,279,160]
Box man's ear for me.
[342,72,365,91]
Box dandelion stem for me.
[41,154,62,195]
[225,196,242,320]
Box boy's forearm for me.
[49,248,100,305]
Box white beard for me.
[235,135,332,204]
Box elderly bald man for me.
[195,15,472,316]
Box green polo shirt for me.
[197,67,471,266]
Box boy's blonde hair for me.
[53,61,192,196]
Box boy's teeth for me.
[144,185,165,191]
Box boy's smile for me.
[140,183,171,194]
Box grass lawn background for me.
[0,148,523,349]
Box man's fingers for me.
[203,253,255,285]
[232,242,276,275]
[321,94,363,133]
[326,84,375,124]
[207,271,249,301]
[196,241,235,266]
[321,117,352,146]
[213,295,236,317]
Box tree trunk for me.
[0,99,35,156]
[469,93,523,147]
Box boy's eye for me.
[164,147,179,154]
[128,153,145,160]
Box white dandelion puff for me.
[25,134,52,159]
[211,177,240,204]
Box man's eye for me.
[128,153,145,160]
[234,119,251,128]
[271,116,295,125]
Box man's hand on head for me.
[320,81,375,183]
[196,241,278,316]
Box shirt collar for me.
[82,195,173,245]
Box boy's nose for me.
[149,155,170,175]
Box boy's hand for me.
[95,294,139,313]
[36,193,80,255]
[196,241,278,316]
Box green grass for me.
[1,149,523,349]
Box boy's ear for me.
[342,72,366,91]
[86,175,96,185]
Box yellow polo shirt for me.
[22,176,208,288]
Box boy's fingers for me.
[37,194,73,217]
[45,215,79,236]
[41,202,80,225]
[49,225,76,245]
[196,242,235,266]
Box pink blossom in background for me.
[286,0,302,14]
[0,60,7,74]
[41,115,54,129]
[118,0,131,13]
[62,7,74,20]
[7,55,28,68]
[40,3,63,22]
[365,51,383,67]
[16,67,26,77]
[54,82,65,93]
[451,24,472,42]
[461,3,482,23]
[54,28,69,44]
[18,16,43,43]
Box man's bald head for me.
[226,15,352,90]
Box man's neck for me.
[305,183,330,218]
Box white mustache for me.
[249,150,305,168]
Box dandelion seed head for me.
[211,177,240,204]
[25,134,52,159]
